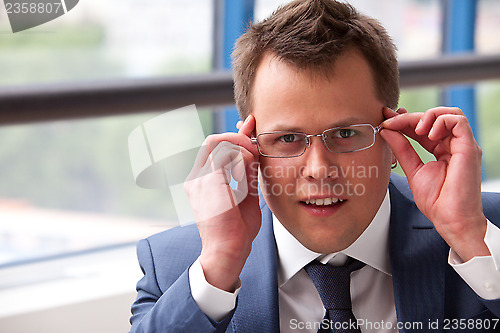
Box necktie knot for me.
[305,257,365,310]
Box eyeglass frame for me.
[250,123,383,158]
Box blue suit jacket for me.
[129,174,500,332]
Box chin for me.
[300,233,352,254]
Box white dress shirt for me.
[189,190,500,332]
[274,191,395,333]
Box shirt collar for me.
[273,190,392,288]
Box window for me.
[0,0,215,266]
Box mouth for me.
[301,197,346,206]
[299,197,347,217]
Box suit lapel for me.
[388,177,448,332]
[228,175,452,332]
[231,200,280,332]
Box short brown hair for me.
[232,0,399,118]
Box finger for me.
[186,143,258,221]
[234,151,259,202]
[195,132,259,168]
[382,112,423,130]
[415,107,463,136]
[231,153,246,182]
[215,144,259,205]
[207,132,257,154]
[382,113,440,154]
[432,137,453,162]
[382,107,408,120]
[238,115,256,138]
[230,146,256,184]
[190,116,258,176]
[236,120,244,130]
[205,141,246,174]
[191,142,212,170]
[379,128,424,179]
[192,136,222,170]
[243,155,259,198]
[205,142,259,190]
[428,114,474,143]
[224,147,246,184]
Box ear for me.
[383,140,396,166]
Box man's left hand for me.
[380,106,490,262]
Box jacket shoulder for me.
[389,173,414,201]
[482,192,500,227]
[140,224,202,290]
[146,223,202,258]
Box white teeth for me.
[305,197,344,206]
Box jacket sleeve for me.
[480,193,500,318]
[129,239,235,333]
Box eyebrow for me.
[265,117,365,133]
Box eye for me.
[337,128,355,138]
[278,133,299,143]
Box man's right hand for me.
[184,115,261,292]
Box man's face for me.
[252,49,394,253]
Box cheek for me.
[342,143,392,190]
[258,159,299,198]
[378,142,394,178]
[361,144,393,191]
[378,137,394,163]
[358,141,392,171]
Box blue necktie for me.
[305,257,365,333]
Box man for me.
[129,1,500,332]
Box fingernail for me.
[243,115,251,124]
[416,119,423,131]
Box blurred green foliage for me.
[395,87,440,176]
[396,83,500,180]
[478,81,500,179]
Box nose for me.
[300,136,337,180]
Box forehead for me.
[251,50,383,133]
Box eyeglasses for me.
[251,123,382,158]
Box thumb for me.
[380,128,422,179]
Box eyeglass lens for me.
[256,124,377,157]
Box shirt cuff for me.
[188,257,240,322]
[449,220,500,300]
